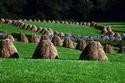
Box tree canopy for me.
[0,0,125,21]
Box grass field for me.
[14,41,81,60]
[25,21,101,36]
[99,22,125,33]
[0,22,125,82]
[0,41,125,82]
[0,23,40,35]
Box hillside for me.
[0,21,125,82]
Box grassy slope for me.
[0,23,40,35]
[0,41,125,83]
[1,59,125,83]
[14,41,81,60]
[0,23,125,82]
[25,21,101,36]
[99,22,125,33]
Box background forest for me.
[0,0,125,21]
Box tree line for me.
[0,0,125,21]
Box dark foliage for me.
[0,0,125,21]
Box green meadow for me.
[0,22,125,83]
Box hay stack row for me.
[0,37,109,61]
[0,18,85,26]
[2,18,119,37]
[83,21,122,37]
[23,19,85,25]
[8,33,125,54]
[1,35,125,61]
[0,18,67,37]
[11,33,40,43]
[0,36,58,59]
[0,18,118,37]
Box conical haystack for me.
[63,37,74,48]
[58,32,65,37]
[0,39,19,58]
[0,18,5,23]
[107,27,112,32]
[20,33,29,43]
[102,27,108,34]
[30,34,40,43]
[37,27,43,32]
[6,35,15,41]
[40,34,50,42]
[79,41,108,61]
[52,35,63,46]
[43,30,52,36]
[76,40,86,50]
[104,44,113,53]
[31,25,37,32]
[48,28,54,35]
[27,24,32,30]
[32,40,58,59]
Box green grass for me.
[14,41,81,60]
[1,22,125,82]
[1,59,125,83]
[98,22,125,33]
[25,21,101,36]
[98,22,125,25]
[0,23,40,35]
[0,41,125,82]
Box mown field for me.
[0,22,125,83]
[0,23,39,35]
[25,21,101,36]
[99,22,125,34]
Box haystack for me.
[31,25,38,32]
[32,40,58,59]
[102,27,108,34]
[104,44,113,53]
[114,33,121,37]
[27,24,32,30]
[0,18,5,23]
[23,24,28,29]
[107,27,112,32]
[37,27,43,32]
[48,28,54,35]
[40,34,50,41]
[43,30,52,36]
[6,35,15,41]
[0,39,19,58]
[52,35,63,46]
[41,28,48,33]
[54,31,59,36]
[58,32,65,37]
[76,40,86,50]
[30,34,40,43]
[79,41,108,61]
[20,33,28,43]
[63,37,74,48]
